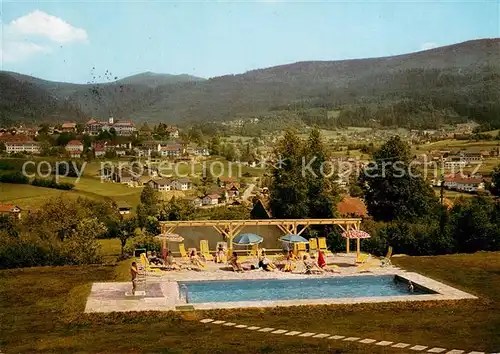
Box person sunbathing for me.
[216,245,227,263]
[283,251,296,272]
[258,250,276,271]
[165,250,180,270]
[189,250,206,269]
[229,251,244,272]
[303,254,324,274]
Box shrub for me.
[0,171,29,184]
[123,229,161,255]
[31,178,74,190]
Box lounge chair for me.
[178,244,189,261]
[239,244,259,262]
[355,253,371,264]
[139,253,164,274]
[294,242,308,259]
[309,238,318,254]
[356,260,379,273]
[318,237,333,256]
[199,240,214,261]
[380,246,393,267]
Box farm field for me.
[0,252,499,353]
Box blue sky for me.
[1,1,499,84]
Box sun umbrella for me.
[233,233,263,245]
[341,230,371,239]
[155,233,184,261]
[279,234,309,243]
[341,230,371,256]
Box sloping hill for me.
[0,73,87,125]
[1,38,499,127]
[116,72,205,87]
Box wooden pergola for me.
[160,218,362,252]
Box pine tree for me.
[361,136,439,222]
[304,128,339,218]
[269,130,309,219]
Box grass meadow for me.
[0,251,499,353]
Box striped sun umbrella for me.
[341,230,370,256]
[156,233,185,261]
[341,230,371,239]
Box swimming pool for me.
[178,275,432,304]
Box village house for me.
[202,194,220,206]
[94,145,106,158]
[0,204,22,219]
[117,203,132,215]
[194,147,210,156]
[61,122,77,133]
[166,126,179,139]
[4,138,41,155]
[443,155,467,169]
[160,144,182,158]
[461,152,483,164]
[148,178,172,192]
[170,178,191,191]
[108,167,137,186]
[225,183,240,199]
[455,178,485,193]
[218,176,237,188]
[66,140,84,158]
[84,116,137,136]
[184,196,203,208]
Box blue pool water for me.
[179,276,431,303]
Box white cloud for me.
[420,42,438,51]
[1,10,87,63]
[1,41,50,63]
[5,10,88,44]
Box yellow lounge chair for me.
[239,244,259,262]
[178,244,189,260]
[355,253,370,264]
[200,240,214,261]
[294,242,308,259]
[139,253,163,274]
[318,237,333,256]
[309,238,318,254]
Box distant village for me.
[0,116,209,160]
[1,117,497,203]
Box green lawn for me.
[0,252,499,353]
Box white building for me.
[148,178,172,192]
[5,140,41,154]
[66,140,84,158]
[202,194,220,206]
[455,178,484,193]
[170,178,191,191]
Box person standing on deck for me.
[130,261,138,295]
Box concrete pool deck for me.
[84,255,477,313]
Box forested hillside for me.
[1,38,499,128]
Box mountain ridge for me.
[1,38,499,128]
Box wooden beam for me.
[277,225,288,234]
[297,224,309,236]
[159,218,362,228]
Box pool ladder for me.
[179,284,189,303]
